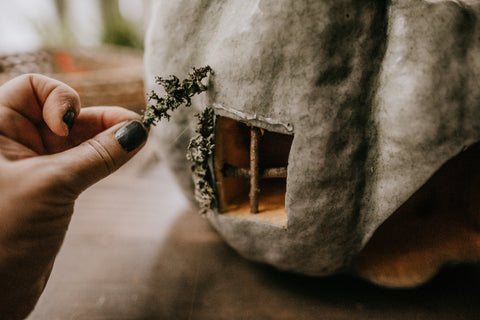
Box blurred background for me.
[0,0,150,112]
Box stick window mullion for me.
[249,127,261,213]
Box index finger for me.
[0,74,81,137]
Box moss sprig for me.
[142,66,213,127]
[186,107,216,214]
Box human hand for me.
[0,74,148,319]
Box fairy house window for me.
[140,66,294,226]
[214,116,293,226]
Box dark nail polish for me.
[115,121,147,152]
[63,110,75,132]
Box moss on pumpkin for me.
[143,67,216,214]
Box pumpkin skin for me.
[144,0,480,277]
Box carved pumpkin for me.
[144,0,480,284]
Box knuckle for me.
[85,138,116,176]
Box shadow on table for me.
[141,209,480,320]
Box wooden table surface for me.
[27,145,480,320]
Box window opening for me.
[214,116,293,225]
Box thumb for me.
[50,120,148,194]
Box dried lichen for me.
[142,66,212,127]
[143,66,216,214]
[186,107,216,214]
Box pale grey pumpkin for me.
[144,0,480,276]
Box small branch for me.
[250,127,261,214]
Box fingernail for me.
[63,110,75,132]
[115,121,148,152]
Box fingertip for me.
[115,120,148,152]
[50,105,76,137]
[43,86,81,136]
[62,109,76,136]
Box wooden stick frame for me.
[222,125,288,214]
